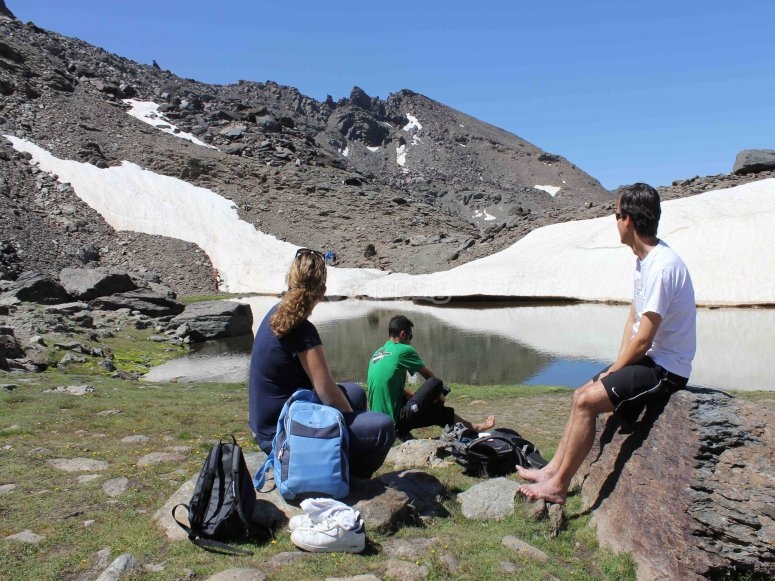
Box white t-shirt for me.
[631,240,696,378]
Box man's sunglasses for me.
[295,248,325,260]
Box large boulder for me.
[6,272,71,304]
[170,300,253,342]
[59,267,137,300]
[733,149,775,175]
[575,388,774,580]
[89,289,184,317]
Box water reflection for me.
[144,298,775,391]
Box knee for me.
[572,385,599,413]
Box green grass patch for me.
[0,372,633,580]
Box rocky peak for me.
[0,0,15,20]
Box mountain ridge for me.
[1,4,771,295]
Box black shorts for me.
[598,357,688,423]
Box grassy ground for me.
[2,333,772,580]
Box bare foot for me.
[472,415,496,432]
[518,481,567,505]
[515,465,548,483]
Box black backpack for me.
[173,435,271,555]
[443,425,548,477]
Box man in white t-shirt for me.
[518,183,696,504]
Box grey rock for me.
[348,478,414,534]
[4,529,45,544]
[0,483,17,495]
[206,569,266,581]
[439,554,461,575]
[382,537,435,560]
[457,477,519,519]
[45,384,93,395]
[266,551,315,567]
[385,438,449,470]
[733,149,775,175]
[170,300,253,342]
[502,535,549,562]
[7,271,70,304]
[379,469,447,518]
[136,452,185,467]
[77,474,101,484]
[59,267,136,300]
[48,457,109,472]
[90,289,184,317]
[325,577,381,581]
[102,477,129,497]
[382,559,429,580]
[575,388,775,580]
[121,434,150,443]
[95,553,142,581]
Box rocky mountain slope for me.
[1,3,773,296]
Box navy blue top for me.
[248,305,322,449]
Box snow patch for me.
[366,145,381,152]
[396,144,407,167]
[341,146,350,157]
[403,114,422,131]
[535,184,561,197]
[123,99,216,149]
[473,209,497,221]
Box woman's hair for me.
[269,250,327,337]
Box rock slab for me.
[575,388,775,580]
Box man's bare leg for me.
[456,414,496,432]
[519,381,613,503]
[516,376,597,483]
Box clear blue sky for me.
[10,0,775,189]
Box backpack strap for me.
[252,388,318,491]
[252,450,274,491]
[171,503,255,555]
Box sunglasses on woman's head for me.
[296,248,325,260]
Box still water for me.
[145,297,775,391]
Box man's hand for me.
[399,401,418,422]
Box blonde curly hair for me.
[269,250,327,337]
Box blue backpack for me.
[253,389,350,500]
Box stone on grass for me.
[386,439,449,469]
[502,535,549,562]
[457,477,519,519]
[325,576,381,581]
[383,559,429,580]
[348,478,413,534]
[379,469,446,518]
[95,553,142,581]
[4,529,45,544]
[48,457,109,472]
[121,434,150,443]
[206,569,266,581]
[153,475,197,540]
[382,537,435,561]
[77,474,102,484]
[44,384,94,395]
[96,409,123,416]
[136,452,185,467]
[103,477,129,497]
[0,483,17,495]
[439,554,461,575]
[266,551,315,567]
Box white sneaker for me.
[290,517,366,553]
[288,513,311,532]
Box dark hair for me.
[617,182,661,237]
[388,315,413,338]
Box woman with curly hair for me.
[248,248,396,478]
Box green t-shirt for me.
[367,340,425,423]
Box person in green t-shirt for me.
[367,314,495,441]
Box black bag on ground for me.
[443,424,548,477]
[173,435,270,555]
